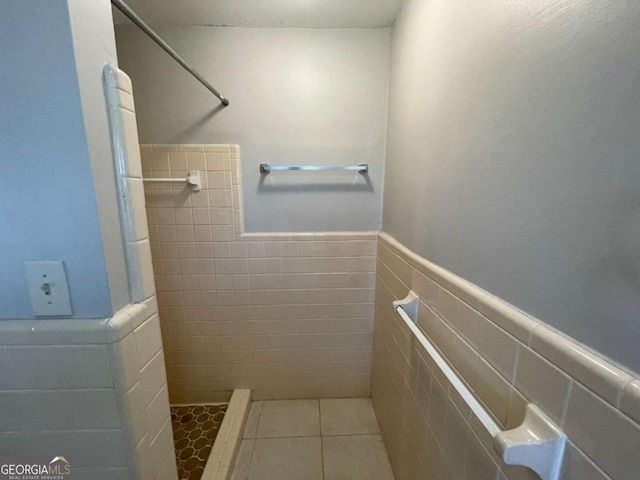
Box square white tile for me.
[320,398,380,436]
[255,400,320,438]
[248,437,322,480]
[323,435,394,480]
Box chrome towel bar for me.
[143,171,201,191]
[259,164,368,174]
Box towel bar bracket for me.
[495,404,566,480]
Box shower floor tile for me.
[232,398,395,480]
[171,403,228,480]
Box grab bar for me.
[393,292,566,480]
[143,171,201,191]
[259,164,368,174]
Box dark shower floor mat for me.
[170,403,228,480]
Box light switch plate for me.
[24,261,72,316]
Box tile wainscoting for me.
[371,232,640,480]
[141,144,376,402]
[0,301,177,480]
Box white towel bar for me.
[393,292,566,480]
[143,170,201,191]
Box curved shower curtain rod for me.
[111,0,230,107]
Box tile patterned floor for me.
[231,398,395,480]
[171,404,228,480]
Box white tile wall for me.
[104,65,156,304]
[371,232,640,480]
[0,301,177,480]
[142,144,377,402]
[103,65,177,479]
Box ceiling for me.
[112,0,404,28]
